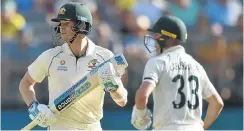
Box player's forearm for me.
[19,79,37,106]
[203,102,224,129]
[110,85,128,107]
[135,89,148,109]
[135,82,155,110]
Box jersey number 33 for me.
[172,74,199,110]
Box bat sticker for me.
[54,76,88,105]
[55,82,91,111]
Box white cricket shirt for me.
[142,45,218,129]
[28,38,114,125]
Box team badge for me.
[87,59,100,71]
[58,7,66,15]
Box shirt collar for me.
[62,38,96,56]
[163,45,185,54]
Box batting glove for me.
[98,62,121,92]
[28,101,56,127]
[131,105,152,130]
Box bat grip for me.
[21,120,37,131]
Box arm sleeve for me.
[28,50,50,83]
[142,59,163,87]
[201,66,218,99]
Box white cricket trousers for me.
[48,121,102,131]
[153,124,204,131]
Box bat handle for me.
[21,120,37,131]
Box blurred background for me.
[1,0,243,130]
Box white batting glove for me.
[131,105,152,130]
[98,62,121,92]
[28,101,56,127]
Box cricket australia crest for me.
[58,7,66,15]
[87,59,100,71]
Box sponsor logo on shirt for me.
[60,60,66,65]
[57,60,68,71]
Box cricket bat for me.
[21,54,128,130]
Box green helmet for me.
[51,2,92,35]
[144,15,187,53]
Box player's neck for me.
[162,42,181,53]
[68,36,88,57]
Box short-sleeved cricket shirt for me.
[142,45,218,129]
[28,38,114,124]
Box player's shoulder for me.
[94,44,114,59]
[184,53,206,74]
[39,45,63,58]
[146,55,166,67]
[88,38,114,56]
[150,52,170,64]
[185,53,204,68]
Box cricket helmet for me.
[51,2,92,35]
[144,15,187,53]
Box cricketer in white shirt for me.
[151,45,217,128]
[131,15,223,131]
[132,45,224,130]
[20,2,128,130]
[23,39,127,130]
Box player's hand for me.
[98,62,121,92]
[131,105,152,130]
[28,101,56,127]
